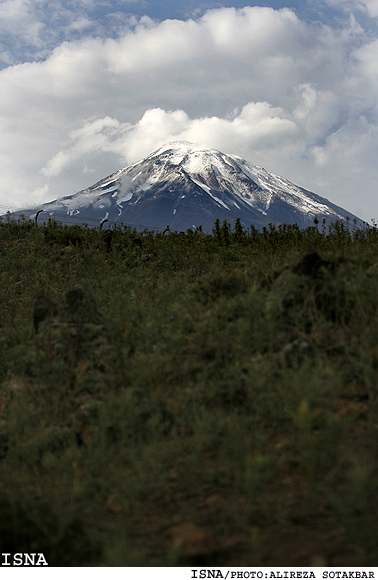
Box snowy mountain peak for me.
[149,140,220,159]
[139,141,231,177]
[7,142,362,232]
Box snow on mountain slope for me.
[8,141,362,232]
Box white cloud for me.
[309,116,378,218]
[41,117,128,177]
[355,38,378,90]
[0,0,45,50]
[0,5,377,221]
[45,103,297,171]
[324,0,378,18]
[364,0,378,17]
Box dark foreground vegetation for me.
[1,215,378,566]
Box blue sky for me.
[1,0,378,221]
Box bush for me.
[0,218,378,565]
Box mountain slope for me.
[9,141,362,232]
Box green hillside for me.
[0,215,377,566]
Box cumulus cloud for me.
[41,117,128,177]
[41,103,297,175]
[0,5,377,221]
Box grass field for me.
[0,216,378,566]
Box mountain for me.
[8,141,362,232]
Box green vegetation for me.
[1,215,378,566]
